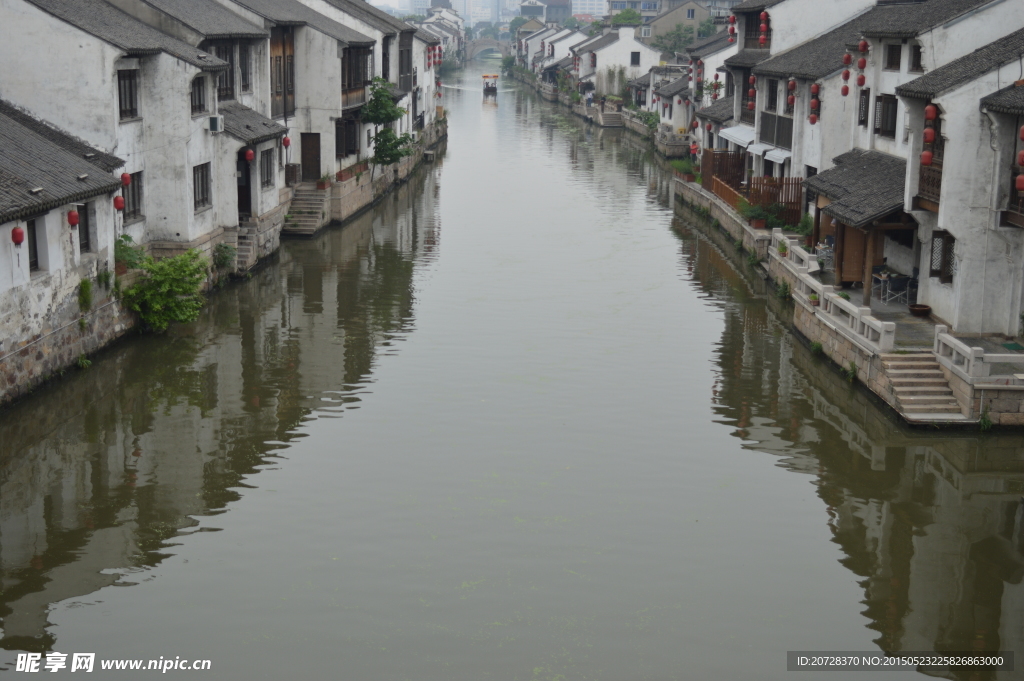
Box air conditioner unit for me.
[209,115,224,133]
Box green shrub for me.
[980,408,993,432]
[810,341,823,355]
[794,213,814,236]
[747,253,761,267]
[124,250,208,332]
[776,281,790,300]
[213,243,237,270]
[838,291,851,301]
[97,270,113,290]
[670,158,694,174]
[77,354,92,369]
[78,279,93,312]
[843,361,858,382]
[115,234,145,269]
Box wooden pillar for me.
[862,227,876,307]
[835,221,845,285]
[811,206,821,246]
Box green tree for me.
[610,9,642,25]
[651,23,694,52]
[124,250,208,332]
[362,77,414,181]
[562,17,581,29]
[509,16,528,34]
[697,18,716,38]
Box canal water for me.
[2,59,1023,680]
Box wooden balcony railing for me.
[1004,166,1024,228]
[918,165,942,204]
[342,86,367,109]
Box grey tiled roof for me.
[859,0,993,38]
[24,0,228,70]
[546,55,574,70]
[0,101,123,174]
[0,109,123,224]
[725,49,770,69]
[696,95,734,122]
[730,0,786,11]
[628,72,653,87]
[686,30,733,59]
[581,33,619,52]
[982,83,1024,116]
[414,29,441,44]
[803,149,906,228]
[896,27,1024,100]
[141,0,268,39]
[319,0,414,36]
[219,102,288,145]
[655,77,690,98]
[227,0,375,45]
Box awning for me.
[765,148,792,163]
[746,142,773,156]
[718,124,756,148]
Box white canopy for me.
[718,125,756,148]
[746,142,774,156]
[765,148,793,163]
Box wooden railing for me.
[342,86,366,109]
[749,176,803,226]
[712,176,744,211]
[918,165,942,203]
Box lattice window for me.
[930,231,955,284]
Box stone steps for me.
[883,353,963,417]
[283,186,328,236]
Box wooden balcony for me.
[1002,170,1024,228]
[916,165,942,211]
[342,86,366,110]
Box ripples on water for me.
[1,60,1022,680]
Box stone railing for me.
[771,230,894,354]
[933,325,1024,383]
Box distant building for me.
[520,0,546,20]
[539,0,572,23]
[644,0,710,43]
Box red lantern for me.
[1017,174,1024,192]
[843,53,852,65]
[924,104,938,120]
[678,98,683,105]
[283,136,291,148]
[728,37,735,43]
[760,11,768,21]
[245,148,255,162]
[810,98,819,110]
[809,114,818,125]
[759,35,767,46]
[858,40,869,53]
[810,83,819,95]
[748,88,756,98]
[747,101,755,110]
[664,103,669,109]
[788,80,796,91]
[857,74,866,87]
[67,210,80,227]
[684,99,691,106]
[842,69,850,81]
[760,23,768,32]
[706,123,713,131]
[114,196,125,211]
[697,60,703,66]
[713,73,719,81]
[1017,150,1024,166]
[857,57,867,70]
[787,94,795,106]
[923,127,935,143]
[713,93,719,99]
[841,85,849,97]
[729,25,736,35]
[692,120,699,129]
[728,14,735,23]
[12,226,25,246]
[121,173,131,186]
[920,150,933,166]
[1018,124,1024,141]
[748,75,756,85]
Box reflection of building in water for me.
[0,164,442,654]
[676,216,1024,672]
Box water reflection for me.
[0,162,442,654]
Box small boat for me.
[482,74,499,94]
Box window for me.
[191,77,207,114]
[27,219,39,271]
[213,44,235,100]
[884,44,901,71]
[628,2,639,8]
[630,51,640,66]
[337,119,360,157]
[766,79,778,112]
[858,87,871,126]
[910,45,923,72]
[77,203,91,253]
[367,128,372,149]
[118,70,139,119]
[123,171,143,220]
[610,2,626,9]
[193,163,211,211]
[725,71,734,97]
[640,2,657,9]
[641,26,651,37]
[240,44,251,91]
[930,231,955,284]
[805,166,817,204]
[261,150,274,187]
[686,8,695,18]
[874,93,898,138]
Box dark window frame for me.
[630,51,640,66]
[123,171,143,221]
[27,219,39,271]
[930,231,955,284]
[239,43,252,91]
[193,162,212,211]
[118,70,139,120]
[77,203,91,253]
[884,44,901,71]
[910,45,924,72]
[191,76,207,115]
[858,87,871,127]
[212,43,235,100]
[766,78,778,112]
[874,93,898,138]
[260,149,274,188]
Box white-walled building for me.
[573,26,662,96]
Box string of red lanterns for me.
[921,103,938,166]
[728,14,735,42]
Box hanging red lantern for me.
[692,120,699,129]
[857,74,866,87]
[748,75,756,85]
[857,57,867,70]
[282,136,291,148]
[245,148,255,162]
[11,226,25,246]
[684,99,691,106]
[1017,150,1024,166]
[841,85,849,97]
[664,102,669,109]
[678,98,683,105]
[787,94,795,106]
[748,88,756,98]
[788,80,796,91]
[842,69,850,81]
[713,93,719,99]
[809,114,818,125]
[706,123,713,131]
[924,104,938,120]
[67,210,80,227]
[729,25,736,35]
[810,83,819,95]
[858,40,869,53]
[760,23,768,32]
[1018,124,1024,141]
[713,73,719,81]
[728,37,735,43]
[114,196,125,211]
[760,11,768,20]
[843,53,852,65]
[697,60,703,67]
[728,14,735,23]
[747,101,755,110]
[810,98,819,110]
[923,127,935,143]
[120,173,132,186]
[1017,174,1024,192]
[759,35,767,46]
[920,150,933,166]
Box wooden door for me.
[237,150,252,218]
[840,226,884,284]
[301,133,320,182]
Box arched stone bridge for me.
[467,38,509,60]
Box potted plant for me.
[777,241,788,256]
[746,205,770,229]
[316,174,331,190]
[808,293,819,306]
[337,168,353,182]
